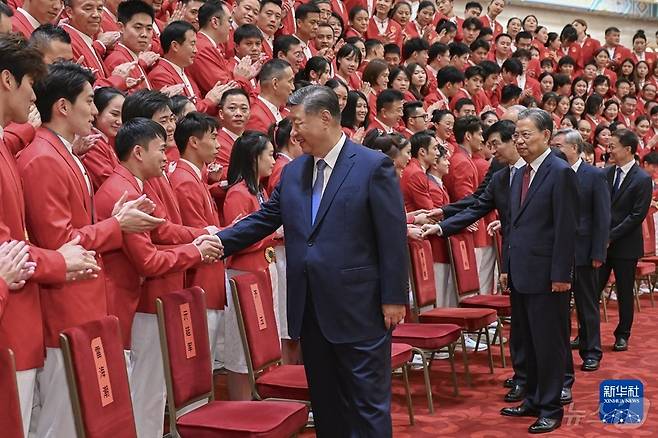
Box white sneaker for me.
[608,291,617,301]
[456,336,488,351]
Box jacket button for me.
[308,241,314,247]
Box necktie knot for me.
[316,159,327,171]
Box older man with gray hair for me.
[499,109,578,434]
[218,85,408,437]
[552,129,610,374]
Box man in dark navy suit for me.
[217,85,408,437]
[499,109,578,434]
[553,129,610,373]
[598,129,652,352]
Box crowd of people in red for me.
[0,0,657,436]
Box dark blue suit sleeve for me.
[590,169,611,263]
[217,181,283,257]
[369,157,409,305]
[440,175,497,236]
[551,166,578,283]
[609,174,653,243]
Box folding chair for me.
[393,240,462,413]
[0,348,24,438]
[59,316,137,438]
[638,216,657,307]
[230,271,416,424]
[156,287,308,438]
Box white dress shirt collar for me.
[571,158,583,172]
[134,175,144,191]
[222,127,240,141]
[617,158,635,175]
[180,158,203,180]
[257,96,283,122]
[58,135,92,194]
[512,158,526,169]
[315,133,346,169]
[17,8,41,28]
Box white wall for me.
[453,0,658,47]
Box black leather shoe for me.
[570,337,580,350]
[581,358,600,371]
[613,338,628,351]
[560,387,572,405]
[504,384,526,402]
[500,404,539,417]
[528,417,561,434]
[503,377,515,388]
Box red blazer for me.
[222,181,276,272]
[17,128,123,347]
[216,128,238,180]
[101,8,120,33]
[442,146,479,202]
[578,36,601,66]
[246,97,285,134]
[631,51,657,65]
[169,160,226,310]
[81,135,119,192]
[605,44,632,66]
[331,0,349,25]
[404,21,438,43]
[11,9,37,37]
[344,0,368,15]
[366,17,403,47]
[479,15,503,37]
[104,44,152,92]
[400,158,433,212]
[95,165,202,347]
[61,23,127,91]
[522,76,543,102]
[267,153,292,195]
[147,58,218,115]
[187,32,234,96]
[0,138,67,370]
[426,176,450,263]
[136,174,207,314]
[3,122,35,156]
[449,88,474,112]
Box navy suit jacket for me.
[507,151,578,294]
[605,163,652,260]
[574,162,610,267]
[218,139,409,343]
[440,166,513,272]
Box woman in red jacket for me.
[222,131,278,400]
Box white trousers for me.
[213,275,231,370]
[224,266,279,373]
[274,245,289,339]
[475,246,496,295]
[35,348,75,438]
[130,312,166,438]
[16,368,36,438]
[434,262,457,308]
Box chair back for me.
[447,232,481,300]
[643,215,655,256]
[156,287,213,421]
[230,271,282,384]
[59,316,136,438]
[0,349,24,438]
[407,240,438,312]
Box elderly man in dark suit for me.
[217,85,408,437]
[598,129,652,352]
[552,129,610,374]
[499,109,578,434]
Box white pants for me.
[274,245,289,339]
[35,348,75,438]
[224,266,279,373]
[16,368,36,438]
[434,262,457,308]
[213,275,231,370]
[475,246,496,295]
[130,312,166,438]
[207,308,224,364]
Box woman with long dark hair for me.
[341,90,370,141]
[333,43,363,90]
[83,87,125,191]
[297,56,331,85]
[223,131,279,401]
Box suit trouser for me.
[598,257,638,340]
[573,265,603,361]
[509,289,527,386]
[35,348,76,438]
[510,281,570,419]
[300,297,392,438]
[16,368,36,438]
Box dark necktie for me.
[311,159,327,224]
[612,167,623,196]
[520,165,531,204]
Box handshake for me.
[194,230,224,264]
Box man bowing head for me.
[218,85,408,437]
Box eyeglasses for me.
[410,114,430,121]
[512,130,537,141]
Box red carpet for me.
[216,295,658,437]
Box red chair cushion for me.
[391,343,413,369]
[392,323,461,350]
[419,307,497,331]
[636,262,655,276]
[460,295,512,317]
[231,272,282,371]
[256,365,309,401]
[408,240,438,308]
[0,349,23,438]
[60,316,137,438]
[177,400,308,438]
[159,287,213,409]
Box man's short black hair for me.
[234,24,264,44]
[174,111,220,153]
[122,89,172,121]
[484,119,516,142]
[295,2,321,21]
[428,42,448,63]
[117,0,154,24]
[198,0,227,28]
[258,58,291,83]
[613,128,639,154]
[500,84,522,104]
[502,58,523,76]
[115,117,167,161]
[376,89,404,114]
[402,37,429,61]
[449,41,471,58]
[219,87,250,107]
[34,61,94,123]
[453,115,482,144]
[274,34,300,56]
[402,100,423,124]
[436,66,465,89]
[161,20,195,53]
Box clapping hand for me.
[0,241,32,290]
[112,192,165,233]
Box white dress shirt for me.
[613,158,636,188]
[571,158,583,173]
[17,8,41,29]
[510,157,525,185]
[58,135,92,195]
[257,96,283,123]
[293,34,313,59]
[373,16,389,35]
[526,147,552,186]
[313,133,346,196]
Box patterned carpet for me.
[215,295,658,437]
